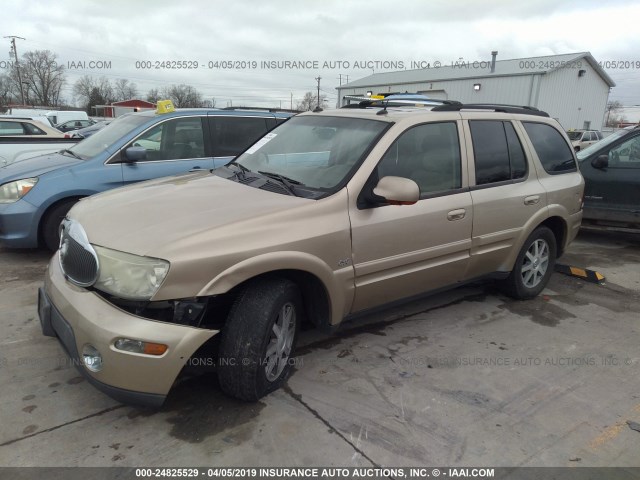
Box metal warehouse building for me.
[336,52,615,131]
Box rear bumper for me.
[39,254,218,406]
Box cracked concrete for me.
[0,230,639,466]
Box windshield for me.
[576,129,629,160]
[234,115,389,190]
[566,131,582,140]
[67,114,150,159]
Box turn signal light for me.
[114,338,168,356]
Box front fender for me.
[197,251,352,326]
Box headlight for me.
[0,178,38,204]
[93,245,170,300]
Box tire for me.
[500,226,557,300]
[42,199,78,251]
[217,278,301,401]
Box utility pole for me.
[290,92,293,110]
[4,35,26,105]
[315,76,321,110]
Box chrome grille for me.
[59,219,99,287]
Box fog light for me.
[82,344,103,372]
[114,338,168,356]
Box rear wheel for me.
[42,199,78,251]
[217,278,301,401]
[500,226,556,299]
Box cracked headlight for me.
[93,246,170,300]
[0,178,38,204]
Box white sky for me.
[3,0,640,118]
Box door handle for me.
[524,195,540,205]
[189,166,202,172]
[447,209,466,221]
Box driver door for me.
[349,121,473,312]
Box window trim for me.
[106,115,209,165]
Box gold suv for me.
[39,103,584,406]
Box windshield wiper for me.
[258,171,302,196]
[228,161,251,174]
[60,149,82,159]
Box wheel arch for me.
[37,195,86,245]
[197,252,348,330]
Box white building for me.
[336,52,615,131]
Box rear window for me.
[523,122,577,174]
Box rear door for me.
[121,115,213,183]
[465,119,546,278]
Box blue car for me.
[0,107,292,250]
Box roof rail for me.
[342,99,462,109]
[221,106,301,114]
[431,104,549,117]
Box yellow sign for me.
[156,100,175,115]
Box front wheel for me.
[42,199,78,251]
[217,278,301,401]
[500,226,557,299]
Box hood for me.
[0,152,81,182]
[70,171,312,256]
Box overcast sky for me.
[4,0,640,119]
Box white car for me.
[567,129,603,151]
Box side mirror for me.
[123,146,147,163]
[591,155,608,169]
[373,176,420,205]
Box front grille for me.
[59,219,98,287]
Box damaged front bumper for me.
[38,253,218,407]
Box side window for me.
[23,122,46,135]
[523,122,577,174]
[0,121,25,135]
[377,122,461,195]
[210,116,269,157]
[470,121,528,185]
[132,117,205,161]
[608,136,640,168]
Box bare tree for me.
[296,91,327,111]
[160,84,203,107]
[606,100,627,127]
[73,76,114,113]
[146,88,160,104]
[114,78,138,101]
[0,74,15,109]
[8,50,65,106]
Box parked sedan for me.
[64,120,111,139]
[55,119,96,133]
[577,125,640,231]
[567,129,603,151]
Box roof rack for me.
[221,107,301,114]
[342,99,462,109]
[431,104,549,117]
